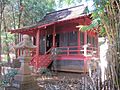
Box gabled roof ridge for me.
[38,4,85,23]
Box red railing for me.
[55,45,98,57]
[17,45,98,58]
[30,46,98,69]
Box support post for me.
[53,25,56,48]
[36,29,40,56]
[36,29,40,69]
[84,31,87,46]
[84,31,87,56]
[78,30,80,54]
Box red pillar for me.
[84,31,87,45]
[36,29,40,68]
[78,30,80,54]
[36,29,40,56]
[52,25,56,48]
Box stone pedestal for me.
[12,56,40,90]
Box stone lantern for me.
[12,35,39,90]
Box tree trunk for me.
[0,0,5,75]
[3,14,11,65]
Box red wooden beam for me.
[52,24,56,47]
[84,31,87,45]
[78,30,80,54]
[36,29,40,55]
[35,29,40,69]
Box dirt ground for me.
[36,72,94,90]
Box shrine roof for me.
[9,4,88,33]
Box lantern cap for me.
[14,35,36,50]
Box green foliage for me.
[57,0,82,8]
[80,1,109,36]
[2,32,14,43]
[0,69,18,86]
[39,67,52,76]
[0,61,8,66]
[80,17,101,31]
[84,6,89,13]
[22,0,56,25]
[99,27,106,36]
[1,32,15,54]
[63,0,75,5]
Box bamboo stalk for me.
[114,0,120,12]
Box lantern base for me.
[10,56,40,90]
[11,74,40,90]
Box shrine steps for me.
[30,54,52,69]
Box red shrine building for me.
[10,5,99,72]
